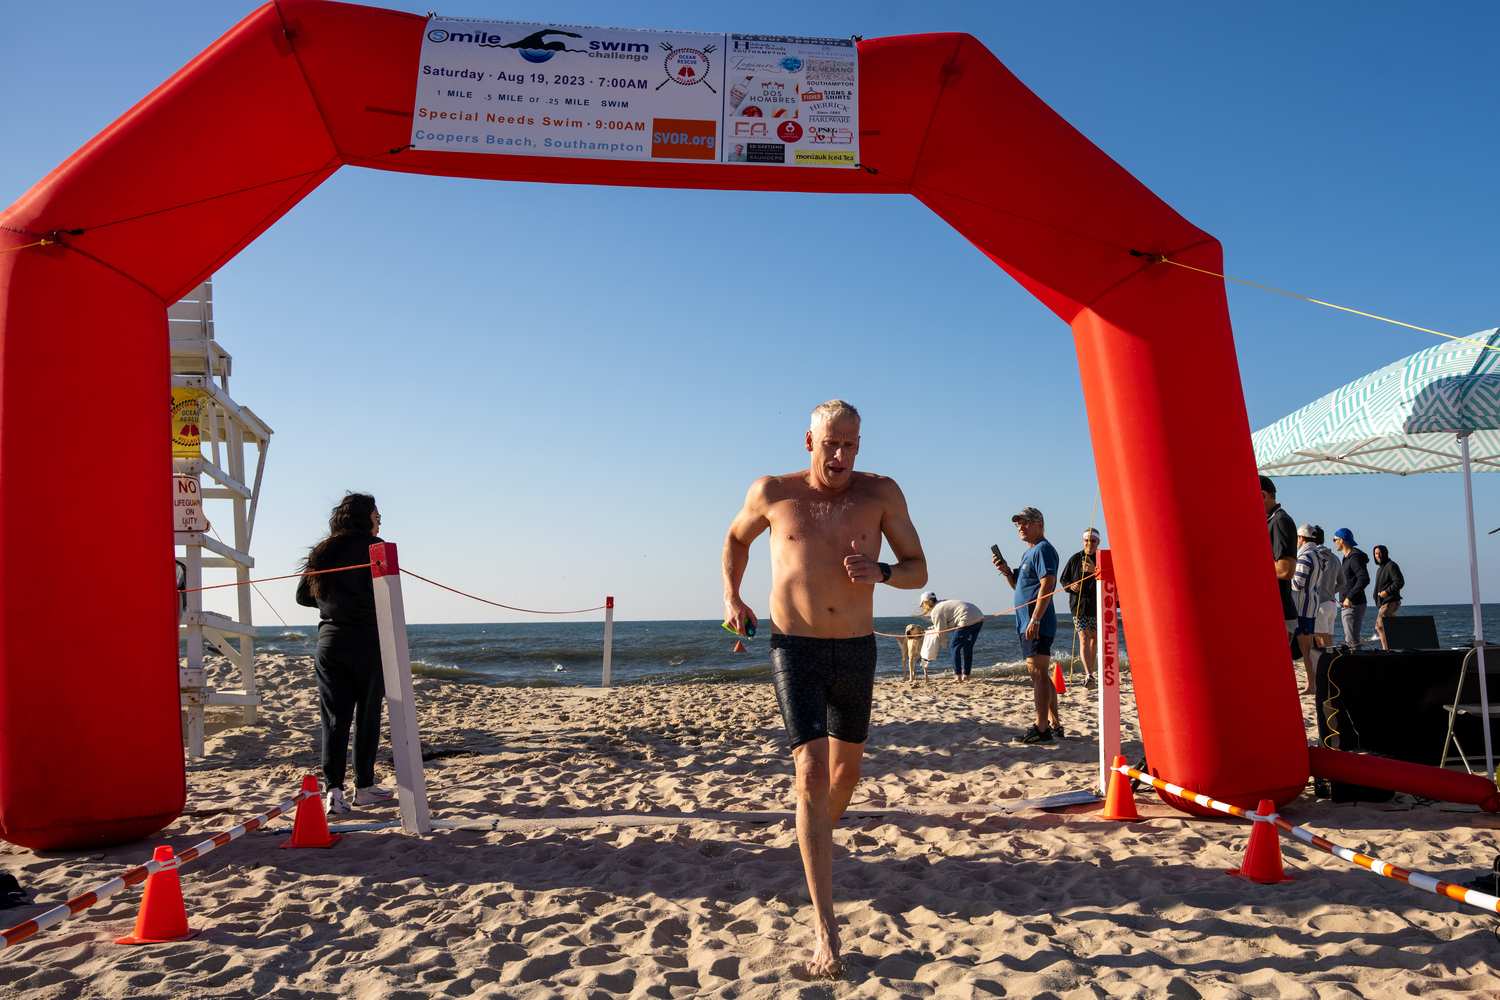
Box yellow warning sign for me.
[171,388,203,456]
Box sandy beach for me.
[4,651,1499,998]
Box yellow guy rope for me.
[1142,253,1499,354]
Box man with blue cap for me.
[1332,528,1371,644]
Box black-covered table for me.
[1313,647,1500,768]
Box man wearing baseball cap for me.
[1332,528,1370,644]
[1290,524,1328,693]
[992,506,1062,743]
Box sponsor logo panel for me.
[794,149,855,166]
[412,19,854,166]
[651,118,717,160]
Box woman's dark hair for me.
[301,493,377,598]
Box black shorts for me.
[1019,632,1055,658]
[769,633,878,750]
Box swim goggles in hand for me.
[721,618,756,638]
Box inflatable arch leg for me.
[3,1,1330,846]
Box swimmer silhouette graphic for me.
[722,400,927,976]
[481,29,586,62]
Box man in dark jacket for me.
[1332,528,1370,645]
[1261,476,1299,643]
[1373,545,1405,649]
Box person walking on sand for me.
[1059,527,1101,689]
[917,592,985,683]
[296,493,397,817]
[721,399,927,977]
[992,507,1061,743]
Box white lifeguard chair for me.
[171,277,273,758]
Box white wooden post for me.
[602,596,614,688]
[369,542,431,835]
[1097,549,1121,794]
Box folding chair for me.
[1439,645,1500,774]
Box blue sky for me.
[4,2,1498,624]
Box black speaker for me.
[1381,614,1440,649]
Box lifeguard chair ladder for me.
[171,277,273,758]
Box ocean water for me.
[249,604,1500,688]
[252,613,1115,688]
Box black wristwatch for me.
[878,562,892,583]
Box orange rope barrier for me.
[872,569,1099,637]
[181,562,373,593]
[398,568,607,615]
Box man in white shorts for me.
[1312,526,1342,653]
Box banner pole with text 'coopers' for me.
[370,542,431,835]
[602,597,614,688]
[1098,550,1121,795]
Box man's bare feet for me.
[804,918,844,979]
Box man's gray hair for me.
[811,399,861,428]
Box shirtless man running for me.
[722,399,927,976]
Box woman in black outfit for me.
[295,493,394,816]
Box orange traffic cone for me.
[1053,662,1066,694]
[732,639,746,653]
[1227,800,1294,882]
[279,775,341,849]
[1099,755,1141,821]
[115,846,199,944]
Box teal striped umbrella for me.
[1253,328,1500,776]
[1253,329,1500,476]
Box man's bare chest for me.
[768,495,882,545]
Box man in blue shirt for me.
[992,506,1061,743]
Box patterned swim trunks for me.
[768,633,878,750]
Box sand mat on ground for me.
[3,653,1499,998]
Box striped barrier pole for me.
[370,541,431,836]
[1113,762,1500,916]
[1,787,314,951]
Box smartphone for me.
[990,543,1005,565]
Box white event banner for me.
[411,18,857,168]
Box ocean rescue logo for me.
[657,42,716,91]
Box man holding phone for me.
[720,399,927,976]
[992,507,1061,743]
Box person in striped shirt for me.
[1290,524,1327,695]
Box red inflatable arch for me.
[0,1,1317,848]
